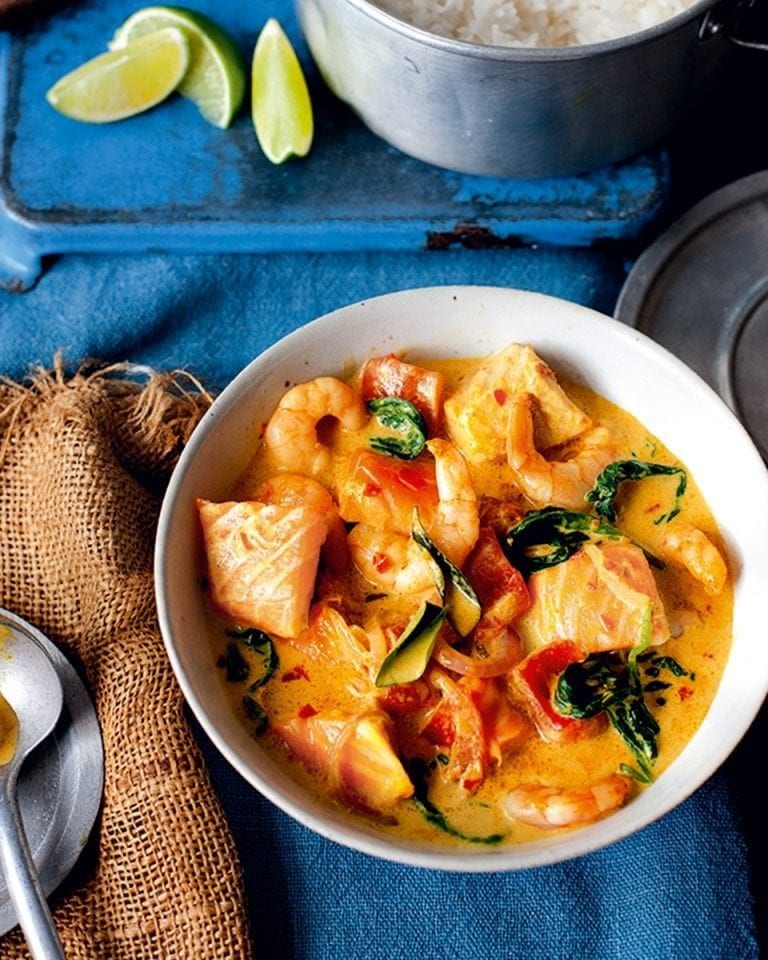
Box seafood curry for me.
[197,342,731,845]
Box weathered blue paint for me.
[0,0,670,290]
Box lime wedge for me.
[46,27,189,123]
[110,6,245,128]
[251,18,314,164]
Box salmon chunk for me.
[444,343,592,463]
[197,499,327,638]
[517,541,669,655]
[276,709,414,812]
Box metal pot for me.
[294,0,751,177]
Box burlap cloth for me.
[0,358,253,959]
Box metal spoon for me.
[0,625,66,960]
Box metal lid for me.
[616,170,768,459]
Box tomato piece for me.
[378,679,433,715]
[336,449,438,534]
[513,641,606,744]
[479,498,527,537]
[421,707,456,747]
[359,354,444,435]
[282,665,310,683]
[466,526,531,624]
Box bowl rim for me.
[155,284,768,872]
[303,0,716,61]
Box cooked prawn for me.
[348,523,440,601]
[506,394,615,510]
[348,440,478,589]
[503,773,632,829]
[425,438,479,567]
[263,377,367,476]
[254,473,349,573]
[659,522,728,595]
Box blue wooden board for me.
[0,0,670,290]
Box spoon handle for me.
[0,776,66,960]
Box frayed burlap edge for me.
[0,356,252,960]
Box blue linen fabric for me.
[0,250,763,960]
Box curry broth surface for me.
[207,354,732,847]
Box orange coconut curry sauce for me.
[197,343,731,847]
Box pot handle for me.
[699,0,768,51]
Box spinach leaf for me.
[219,642,250,683]
[649,655,694,679]
[643,680,672,693]
[585,459,687,525]
[619,762,654,785]
[553,653,621,718]
[406,758,505,845]
[554,652,659,782]
[503,506,623,579]
[368,397,427,460]
[555,605,659,780]
[242,694,268,736]
[608,668,659,776]
[226,627,279,690]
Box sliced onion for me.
[433,626,521,678]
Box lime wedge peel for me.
[45,27,190,124]
[45,8,315,164]
[251,18,314,165]
[109,6,246,128]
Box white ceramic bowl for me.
[155,286,768,871]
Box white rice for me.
[374,0,699,47]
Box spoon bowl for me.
[1,628,64,764]
[0,617,66,960]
